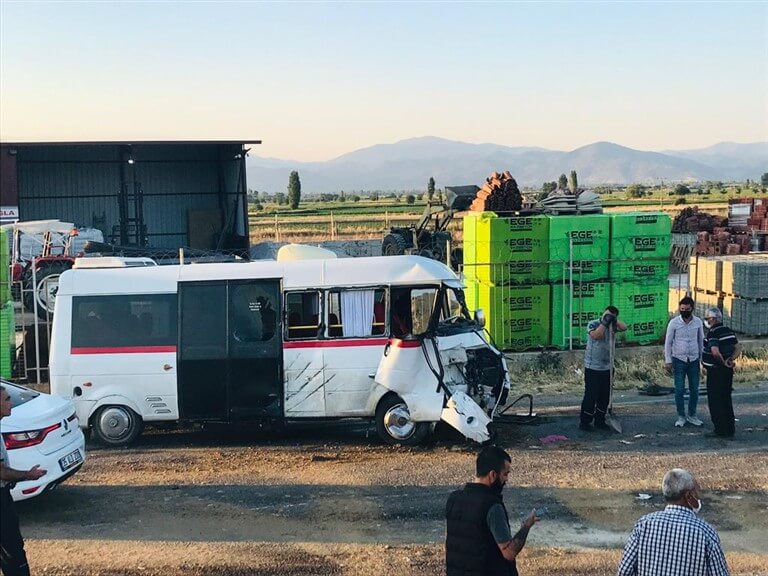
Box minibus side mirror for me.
[474,308,486,328]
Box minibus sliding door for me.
[178,280,283,422]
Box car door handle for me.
[163,364,173,371]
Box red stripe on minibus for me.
[71,346,177,355]
[391,339,422,348]
[283,339,389,349]
[283,338,422,349]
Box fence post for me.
[30,267,42,384]
[568,237,574,351]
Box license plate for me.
[59,449,83,472]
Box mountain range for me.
[246,137,768,193]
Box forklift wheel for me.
[382,233,408,256]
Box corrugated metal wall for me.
[15,143,245,250]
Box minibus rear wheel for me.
[92,405,143,447]
[375,394,430,446]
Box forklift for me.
[381,186,476,270]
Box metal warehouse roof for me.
[1,139,262,146]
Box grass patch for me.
[509,345,768,395]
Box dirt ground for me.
[15,384,768,575]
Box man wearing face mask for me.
[619,468,729,576]
[664,297,705,428]
[579,305,627,431]
[445,445,539,576]
[702,307,740,438]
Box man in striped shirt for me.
[702,308,740,438]
[618,468,730,576]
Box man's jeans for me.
[673,357,700,417]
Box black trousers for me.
[706,365,735,437]
[581,368,611,425]
[1,486,30,576]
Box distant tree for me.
[558,173,568,189]
[568,170,578,192]
[406,194,416,205]
[253,202,264,211]
[275,192,286,205]
[339,190,346,203]
[674,184,691,196]
[351,195,361,202]
[287,171,301,209]
[427,177,436,201]
[542,181,557,194]
[761,173,768,187]
[625,184,646,199]
[674,197,687,205]
[370,192,379,201]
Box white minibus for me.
[49,255,510,446]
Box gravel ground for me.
[16,385,768,575]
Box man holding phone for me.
[445,445,540,575]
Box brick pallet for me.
[470,171,523,213]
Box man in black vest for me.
[445,445,539,576]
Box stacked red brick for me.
[695,230,751,256]
[470,171,523,212]
[747,199,768,231]
[673,206,753,256]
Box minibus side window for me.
[71,294,177,349]
[285,291,321,340]
[327,288,386,338]
[231,283,276,342]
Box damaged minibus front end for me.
[373,281,509,444]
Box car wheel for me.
[92,405,143,447]
[375,394,431,446]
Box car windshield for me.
[0,380,40,409]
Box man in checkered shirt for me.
[618,468,730,576]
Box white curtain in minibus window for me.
[340,290,375,337]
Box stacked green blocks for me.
[610,213,671,281]
[551,282,611,349]
[612,282,668,344]
[465,278,550,351]
[609,213,670,344]
[462,212,549,285]
[0,228,8,305]
[0,228,11,378]
[462,211,672,349]
[547,215,610,282]
[0,301,12,378]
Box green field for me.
[248,191,768,244]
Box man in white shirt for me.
[664,297,705,428]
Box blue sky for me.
[1,1,766,161]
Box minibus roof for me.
[57,255,462,296]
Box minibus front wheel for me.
[92,405,143,447]
[375,394,430,446]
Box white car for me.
[1,378,86,501]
